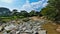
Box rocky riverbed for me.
[0,18,47,34]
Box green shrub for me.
[22,18,30,22]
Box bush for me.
[40,6,57,21]
[22,18,30,22]
[19,16,25,19]
[2,21,6,23]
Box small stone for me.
[56,29,60,32]
[25,30,32,33]
[16,31,20,34]
[0,26,3,31]
[38,30,47,34]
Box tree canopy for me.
[40,0,60,23]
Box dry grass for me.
[42,22,60,34]
[0,32,3,34]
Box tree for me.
[20,10,28,17]
[36,11,41,16]
[41,0,60,23]
[11,9,20,19]
[41,6,57,20]
[12,9,19,16]
[29,10,37,17]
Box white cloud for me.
[0,0,14,4]
[42,2,48,7]
[20,0,48,12]
[20,0,34,12]
[31,0,47,9]
[31,1,42,9]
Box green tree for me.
[12,9,19,16]
[20,10,28,17]
[11,9,20,19]
[29,10,37,17]
[48,0,60,21]
[36,11,41,16]
[41,6,57,20]
[41,0,60,22]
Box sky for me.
[0,0,48,12]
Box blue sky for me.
[0,0,48,12]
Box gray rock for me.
[0,26,3,31]
[38,30,47,34]
[16,31,20,34]
[4,24,16,31]
[3,32,8,34]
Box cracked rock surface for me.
[0,19,47,34]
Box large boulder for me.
[0,26,3,31]
[4,24,16,31]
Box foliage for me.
[41,6,57,20]
[29,10,37,17]
[40,0,60,21]
[19,16,25,19]
[48,0,60,21]
[0,7,41,19]
[22,18,30,22]
[20,10,29,17]
[12,9,19,16]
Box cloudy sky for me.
[0,0,48,12]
